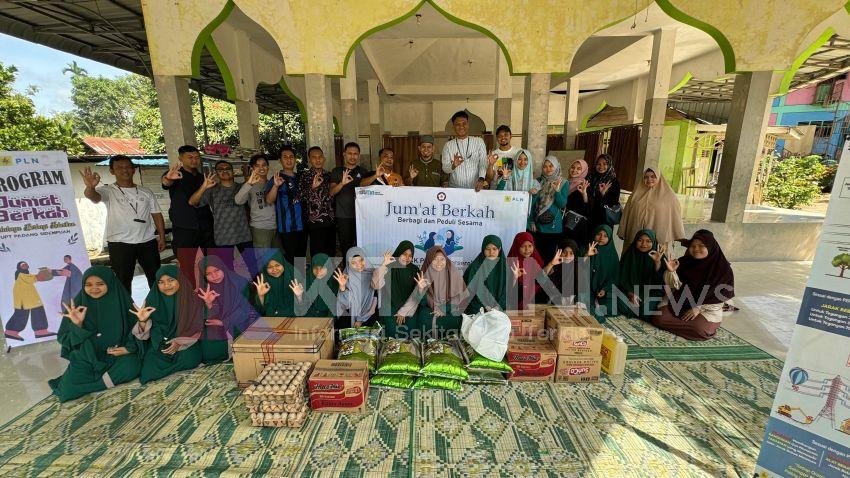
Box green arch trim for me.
[333,116,340,134]
[655,0,736,73]
[203,38,237,100]
[845,0,850,14]
[278,78,306,122]
[581,100,607,130]
[190,0,235,78]
[668,72,693,94]
[777,27,835,95]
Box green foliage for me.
[259,111,305,157]
[819,164,838,193]
[833,253,850,278]
[0,61,83,155]
[762,155,826,209]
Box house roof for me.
[82,137,146,155]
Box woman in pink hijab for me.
[562,159,592,244]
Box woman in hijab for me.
[652,230,734,341]
[372,241,420,337]
[563,159,592,244]
[336,247,377,328]
[198,255,261,364]
[299,253,338,318]
[134,265,204,384]
[536,239,591,307]
[463,235,508,314]
[494,149,540,194]
[586,224,620,323]
[528,156,569,260]
[618,168,685,253]
[587,153,621,233]
[49,266,142,402]
[248,250,299,317]
[617,229,666,321]
[507,232,544,310]
[413,245,468,336]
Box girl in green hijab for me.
[617,229,666,320]
[248,250,300,317]
[299,253,338,318]
[135,265,204,384]
[372,240,420,337]
[49,266,142,402]
[463,235,508,314]
[587,224,619,323]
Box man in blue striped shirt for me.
[441,111,488,190]
[265,145,307,263]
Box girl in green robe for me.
[463,235,507,314]
[48,266,142,402]
[587,224,619,323]
[299,253,338,318]
[617,229,665,321]
[136,265,204,384]
[373,241,420,337]
[248,251,298,317]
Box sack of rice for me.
[337,337,378,372]
[370,373,416,389]
[460,341,513,374]
[375,338,422,375]
[419,339,468,381]
[413,376,462,391]
[465,370,508,385]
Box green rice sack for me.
[337,338,378,372]
[339,325,383,343]
[413,376,463,391]
[465,370,508,385]
[420,339,469,381]
[461,341,513,373]
[371,373,415,389]
[375,338,422,375]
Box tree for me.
[69,73,136,137]
[762,155,826,209]
[832,253,850,278]
[259,111,305,157]
[0,61,83,154]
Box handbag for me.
[564,210,586,231]
[537,210,555,225]
[603,204,622,225]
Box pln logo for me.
[0,156,12,167]
[0,156,39,167]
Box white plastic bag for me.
[460,308,511,361]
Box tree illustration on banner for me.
[831,253,850,278]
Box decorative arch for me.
[777,28,836,95]
[581,101,608,131]
[668,72,694,94]
[655,0,736,73]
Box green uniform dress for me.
[300,254,338,318]
[48,266,142,402]
[248,251,296,317]
[617,229,665,320]
[588,224,620,323]
[376,241,420,337]
[463,235,507,315]
[138,265,203,384]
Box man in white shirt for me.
[81,155,165,292]
[441,111,488,190]
[488,124,519,189]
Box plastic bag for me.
[339,325,383,343]
[461,341,513,373]
[375,338,422,375]
[413,376,462,391]
[337,338,378,372]
[370,373,415,389]
[465,370,508,385]
[420,339,468,381]
[461,309,511,361]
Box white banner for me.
[0,151,91,348]
[355,186,529,269]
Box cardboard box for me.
[555,355,602,383]
[308,359,369,413]
[232,317,334,386]
[506,306,549,337]
[506,337,557,381]
[545,307,604,356]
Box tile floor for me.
[0,262,812,426]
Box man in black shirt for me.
[330,142,368,255]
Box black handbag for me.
[603,204,622,225]
[537,210,555,225]
[564,210,586,231]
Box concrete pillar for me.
[636,28,676,186]
[563,77,580,150]
[235,99,259,149]
[710,71,774,223]
[367,79,382,167]
[305,74,335,160]
[154,75,196,163]
[494,49,512,128]
[522,73,551,174]
[340,57,359,144]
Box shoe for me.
[33,329,57,338]
[4,331,24,341]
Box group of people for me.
[51,110,735,402]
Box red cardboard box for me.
[545,307,603,356]
[506,337,557,381]
[308,359,369,413]
[555,355,602,383]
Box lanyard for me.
[113,184,145,222]
[455,137,471,160]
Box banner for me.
[0,151,91,349]
[355,186,529,268]
[755,143,850,477]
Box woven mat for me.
[0,318,781,477]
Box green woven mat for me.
[0,320,782,477]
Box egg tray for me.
[250,400,308,414]
[242,361,312,406]
[249,403,309,428]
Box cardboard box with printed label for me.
[506,305,549,337]
[555,355,602,383]
[308,359,369,413]
[506,337,557,381]
[232,317,334,386]
[545,306,604,356]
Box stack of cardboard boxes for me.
[546,306,604,383]
[307,359,370,413]
[505,306,556,381]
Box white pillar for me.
[367,79,382,167]
[340,57,359,144]
[710,71,774,223]
[154,75,196,163]
[523,73,551,174]
[563,77,580,150]
[494,49,512,128]
[636,28,676,186]
[305,74,335,160]
[235,99,259,149]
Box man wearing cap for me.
[405,135,448,187]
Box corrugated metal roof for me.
[95,157,168,166]
[82,136,146,155]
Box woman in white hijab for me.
[493,148,540,194]
[335,247,377,327]
[618,168,686,253]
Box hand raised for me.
[202,172,216,189]
[62,299,87,326]
[333,269,348,290]
[648,244,664,263]
[129,302,156,322]
[586,241,599,257]
[452,152,464,169]
[247,169,263,185]
[414,272,429,291]
[510,260,525,280]
[252,274,270,297]
[409,165,419,180]
[289,278,304,297]
[196,285,220,307]
[381,249,395,267]
[273,173,284,187]
[311,172,323,189]
[341,169,353,185]
[164,164,182,181]
[663,257,680,272]
[79,167,101,188]
[550,249,564,266]
[487,152,499,167]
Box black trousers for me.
[308,224,337,258]
[336,218,357,257]
[108,239,161,292]
[6,306,48,332]
[279,230,308,265]
[171,225,215,288]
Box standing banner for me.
[755,142,850,477]
[355,186,529,268]
[0,151,90,348]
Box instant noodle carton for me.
[555,355,602,383]
[232,317,334,386]
[506,305,549,337]
[506,337,557,381]
[308,359,370,413]
[545,306,603,356]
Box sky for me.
[0,33,127,116]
